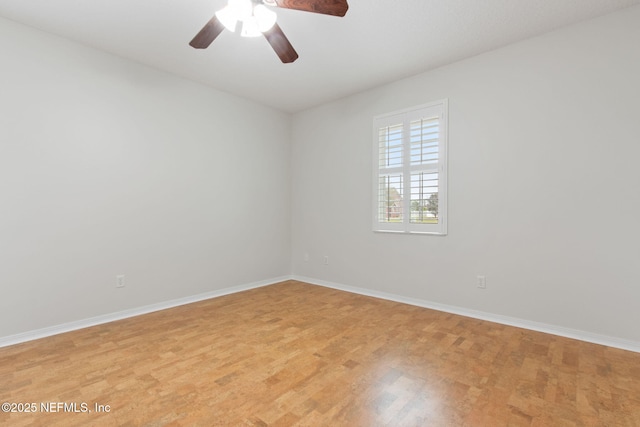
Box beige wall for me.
[0,17,292,337]
[290,6,640,344]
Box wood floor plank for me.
[1,280,639,426]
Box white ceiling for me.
[1,0,639,112]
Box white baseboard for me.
[4,275,638,354]
[0,276,292,349]
[292,275,640,354]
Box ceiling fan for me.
[189,0,349,63]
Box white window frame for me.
[372,99,448,235]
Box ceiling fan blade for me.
[189,16,225,49]
[263,23,299,63]
[271,0,349,17]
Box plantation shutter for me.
[373,100,448,235]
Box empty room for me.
[1,0,640,425]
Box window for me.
[373,100,448,235]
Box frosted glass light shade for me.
[215,6,238,32]
[241,16,262,37]
[217,0,277,38]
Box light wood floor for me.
[1,280,639,426]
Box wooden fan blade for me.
[263,23,299,63]
[189,16,225,49]
[272,0,348,17]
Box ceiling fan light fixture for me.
[240,16,262,37]
[218,0,276,36]
[190,0,348,63]
[216,0,253,32]
[254,5,277,32]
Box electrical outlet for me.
[304,252,309,262]
[477,275,486,289]
[116,275,125,288]
[323,256,329,265]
